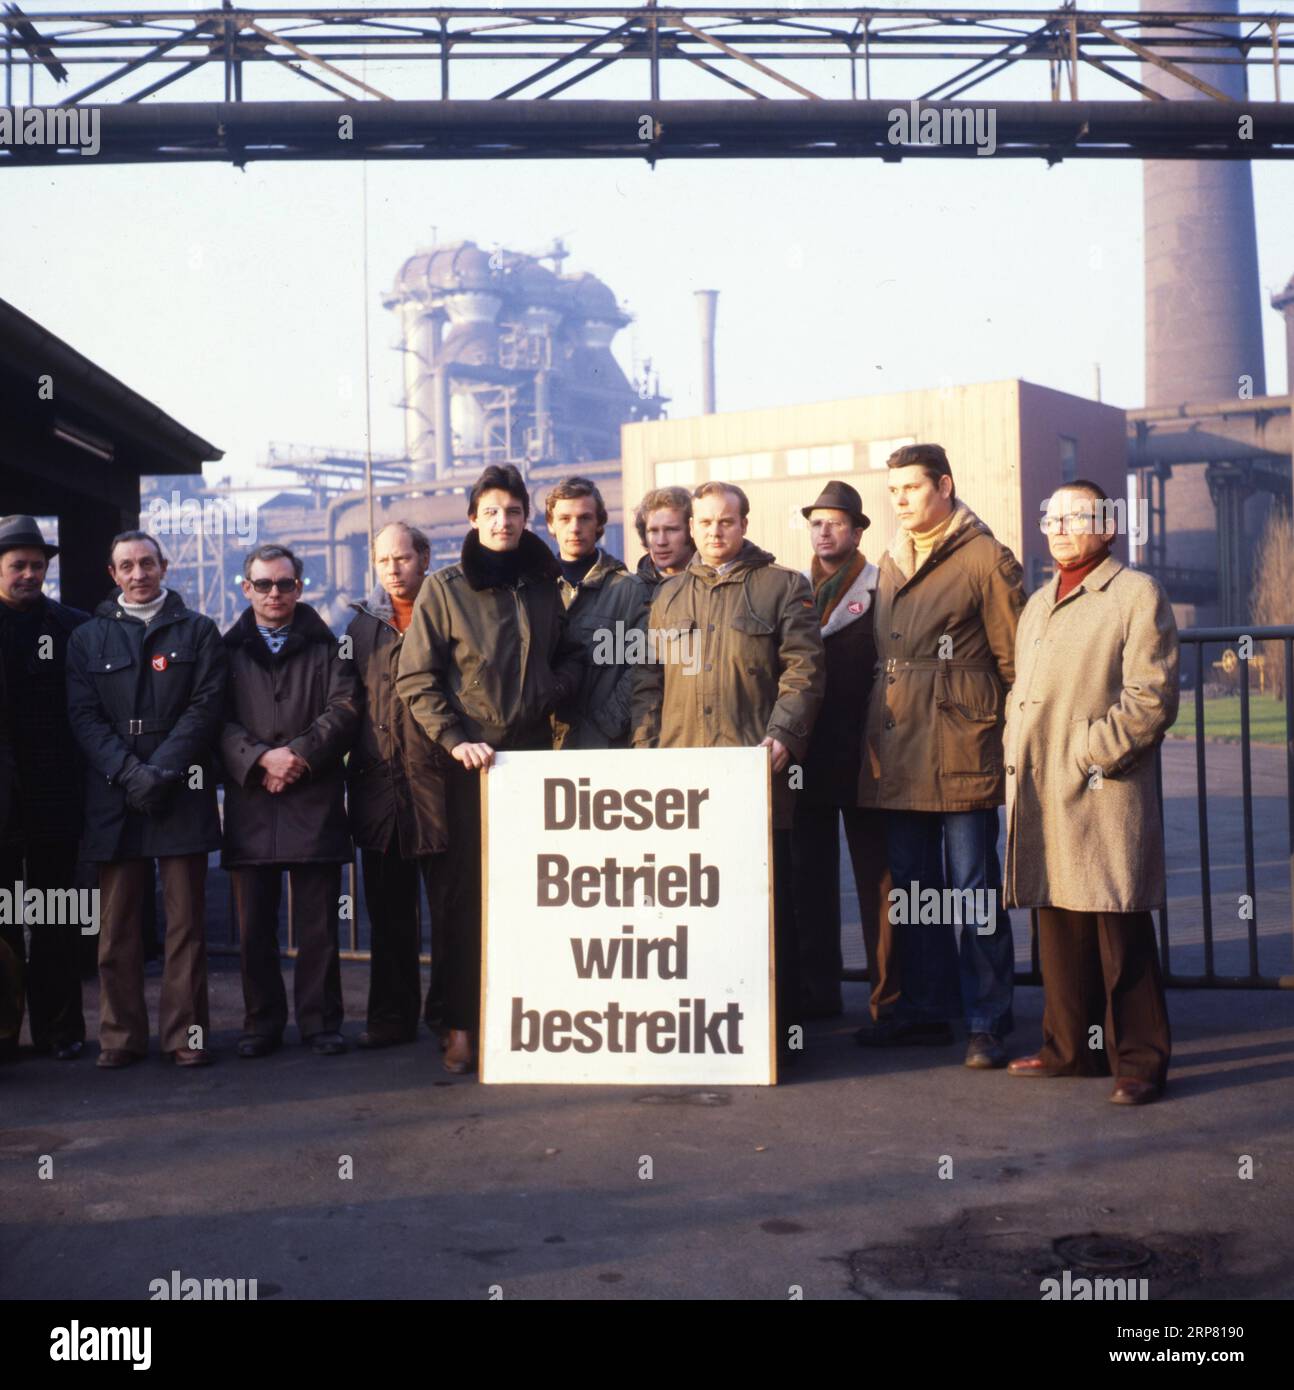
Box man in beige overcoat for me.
[1004,480,1179,1105]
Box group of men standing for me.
[0,442,1178,1102]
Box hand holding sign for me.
[759,736,791,774]
[452,741,495,771]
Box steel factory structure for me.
[2,4,1292,626]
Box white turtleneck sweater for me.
[119,587,169,625]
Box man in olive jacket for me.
[396,464,583,1073]
[546,476,648,750]
[345,521,449,1049]
[221,543,360,1058]
[857,444,1025,1068]
[1004,482,1177,1105]
[66,531,226,1068]
[630,481,824,1060]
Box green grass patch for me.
[1168,692,1290,745]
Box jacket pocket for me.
[730,605,775,675]
[936,667,1002,779]
[456,655,503,727]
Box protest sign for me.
[481,747,774,1084]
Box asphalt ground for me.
[2,740,1290,1308]
[1,960,1291,1303]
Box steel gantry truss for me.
[2,5,1292,162]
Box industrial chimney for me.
[695,289,718,415]
[1140,0,1269,622]
[1273,275,1294,395]
[1139,0,1267,619]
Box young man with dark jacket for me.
[221,543,360,1058]
[546,476,648,750]
[631,485,695,596]
[345,521,449,1049]
[66,531,226,1068]
[396,465,583,1074]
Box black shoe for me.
[309,1030,347,1056]
[854,1018,955,1048]
[237,1034,281,1059]
[358,1027,416,1050]
[54,1040,86,1061]
[964,1032,1007,1069]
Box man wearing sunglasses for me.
[1003,482,1178,1105]
[220,543,360,1059]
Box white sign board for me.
[481,747,774,1085]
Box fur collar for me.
[888,499,990,582]
[461,529,560,591]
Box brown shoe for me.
[97,1048,143,1069]
[172,1048,212,1068]
[443,1029,476,1074]
[1109,1077,1160,1106]
[1008,1053,1059,1078]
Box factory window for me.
[709,452,774,482]
[1059,436,1078,482]
[788,443,854,477]
[655,459,696,487]
[868,436,917,470]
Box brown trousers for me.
[98,854,210,1055]
[791,804,898,1020]
[231,863,343,1041]
[1037,908,1171,1087]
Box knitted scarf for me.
[810,549,867,627]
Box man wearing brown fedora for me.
[0,515,91,1062]
[791,483,898,1024]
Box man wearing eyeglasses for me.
[1003,482,1178,1105]
[220,543,360,1059]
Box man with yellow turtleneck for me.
[857,444,1025,1071]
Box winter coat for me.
[65,589,225,862]
[799,559,880,808]
[1003,555,1179,913]
[629,540,825,831]
[220,602,360,867]
[395,530,583,754]
[858,500,1025,813]
[0,595,88,845]
[345,585,450,857]
[553,548,650,750]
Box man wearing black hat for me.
[0,515,90,1061]
[790,485,897,1025]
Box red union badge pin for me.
[848,601,864,614]
[151,654,168,672]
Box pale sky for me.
[4,2,1291,487]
